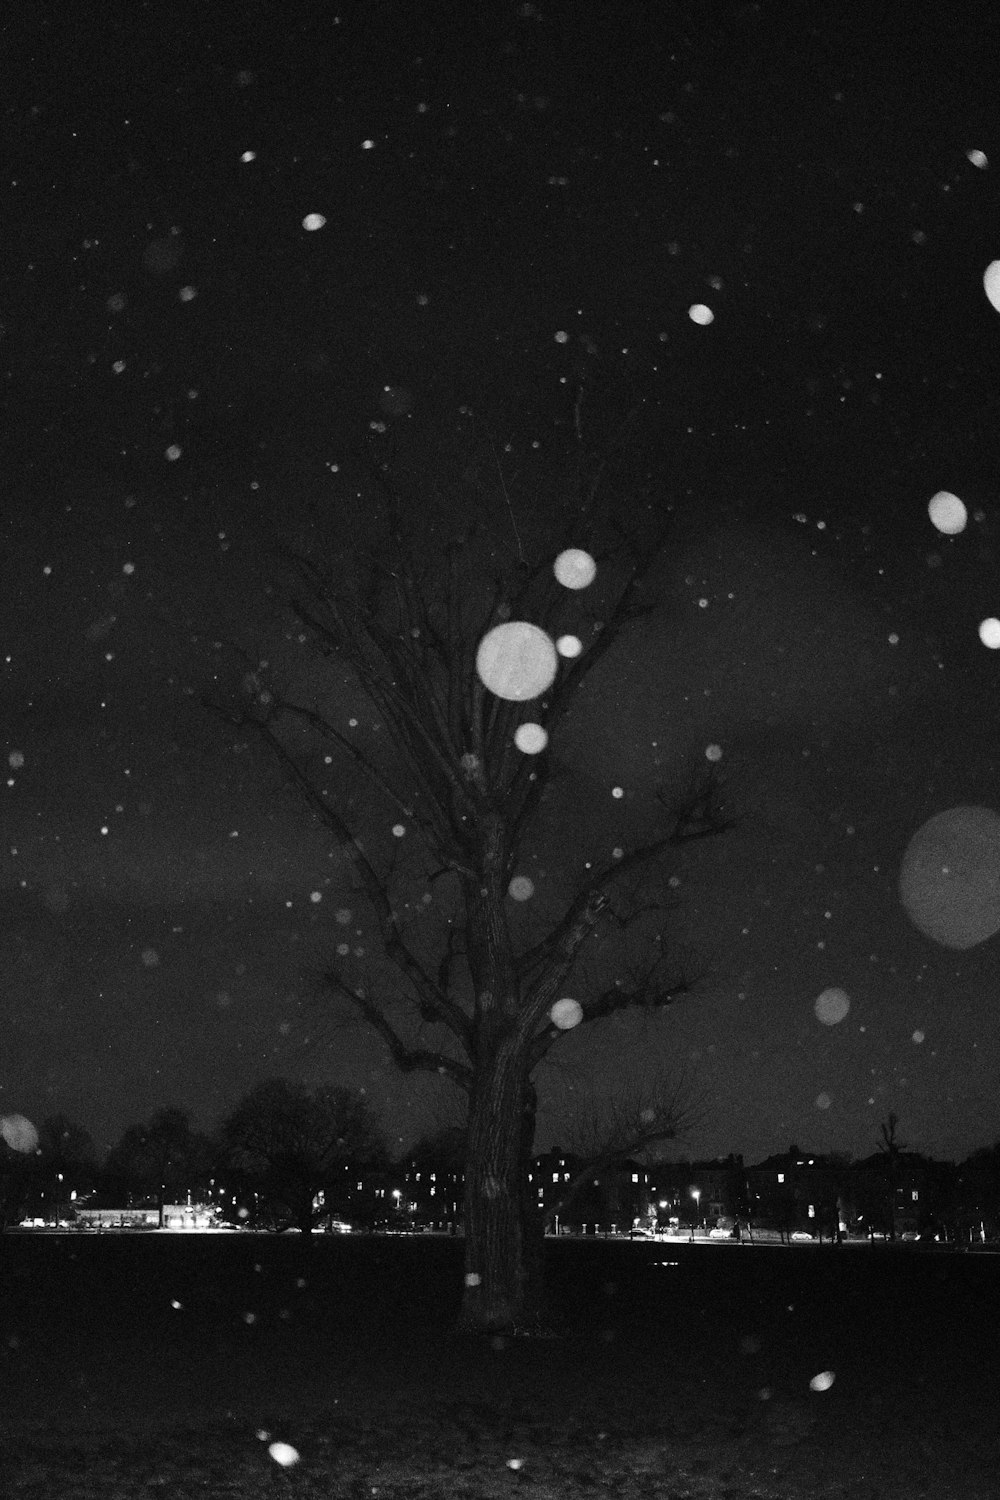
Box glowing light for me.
[514,723,548,754]
[556,634,582,658]
[927,491,967,535]
[809,1371,836,1392]
[978,617,1000,648]
[984,260,1000,314]
[900,805,1000,949]
[0,1114,38,1153]
[476,622,558,701]
[814,987,850,1026]
[553,548,597,589]
[268,1442,300,1468]
[815,1092,832,1110]
[705,743,722,762]
[688,303,714,325]
[967,149,989,169]
[302,213,327,231]
[508,875,534,901]
[550,997,583,1029]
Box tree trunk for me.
[458,1038,529,1333]
[518,1081,549,1329]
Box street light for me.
[691,1188,701,1240]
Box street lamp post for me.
[691,1188,701,1240]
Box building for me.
[75,1207,160,1230]
[745,1150,850,1238]
[851,1151,952,1239]
[645,1155,749,1229]
[161,1202,223,1230]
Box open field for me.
[2,1235,998,1498]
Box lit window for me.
[912,1189,918,1201]
[553,1172,559,1182]
[777,1173,784,1183]
[632,1173,639,1183]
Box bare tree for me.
[102,1108,215,1219]
[208,411,734,1333]
[0,1139,35,1232]
[544,1071,706,1231]
[877,1110,907,1242]
[221,1078,388,1233]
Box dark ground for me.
[1,1234,997,1497]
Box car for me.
[790,1231,814,1242]
[709,1227,732,1239]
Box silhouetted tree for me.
[221,1078,388,1233]
[545,1073,704,1232]
[408,1124,467,1176]
[103,1108,215,1216]
[0,1139,35,1230]
[208,398,734,1331]
[958,1143,1000,1240]
[877,1111,907,1242]
[29,1114,97,1217]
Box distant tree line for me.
[4,1093,1000,1247]
[0,1080,389,1234]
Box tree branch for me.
[233,711,475,1051]
[517,760,732,987]
[544,1073,708,1228]
[323,969,472,1093]
[530,957,700,1069]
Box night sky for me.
[4,1,1000,1166]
